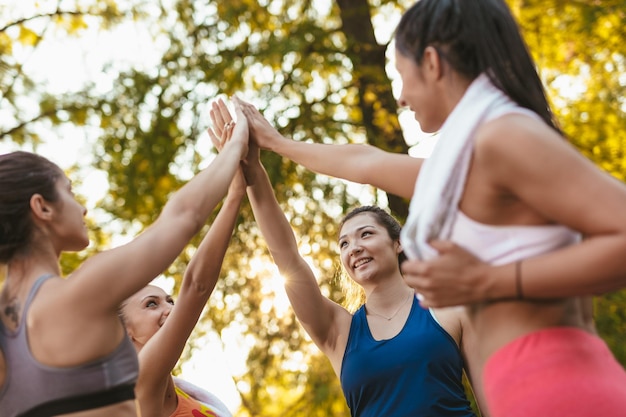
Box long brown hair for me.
[395,0,561,133]
[0,151,63,263]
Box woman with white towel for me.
[236,0,626,416]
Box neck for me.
[1,257,59,298]
[365,289,413,321]
[365,278,413,309]
[441,72,474,120]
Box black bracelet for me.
[515,260,523,299]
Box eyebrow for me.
[140,294,160,303]
[339,224,375,241]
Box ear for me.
[122,320,137,341]
[395,240,403,255]
[126,328,136,341]
[29,193,53,221]
[422,45,444,80]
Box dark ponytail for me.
[0,151,62,262]
[395,0,561,133]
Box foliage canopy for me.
[1,1,625,415]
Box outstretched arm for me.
[213,98,352,366]
[235,97,422,199]
[136,123,246,395]
[69,106,248,315]
[246,154,351,362]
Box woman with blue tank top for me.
[212,98,482,417]
[0,105,248,416]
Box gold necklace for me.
[366,292,413,321]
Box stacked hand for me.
[232,96,284,152]
[208,97,261,186]
[207,98,247,196]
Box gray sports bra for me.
[0,274,139,417]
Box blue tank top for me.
[0,274,139,417]
[340,296,476,417]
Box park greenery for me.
[1,1,625,415]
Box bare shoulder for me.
[431,306,466,346]
[474,113,563,159]
[471,113,581,189]
[31,276,67,308]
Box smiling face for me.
[120,285,174,350]
[394,47,450,134]
[338,212,403,287]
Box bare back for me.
[0,275,138,417]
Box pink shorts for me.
[483,327,626,417]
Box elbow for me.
[181,270,217,296]
[162,203,207,237]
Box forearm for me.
[161,143,244,235]
[269,138,420,199]
[240,96,419,197]
[486,235,626,300]
[140,193,243,382]
[246,162,301,272]
[183,190,243,294]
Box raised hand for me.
[208,98,246,195]
[210,97,262,185]
[212,97,249,161]
[208,98,234,151]
[232,96,284,151]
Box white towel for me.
[173,376,234,417]
[400,73,523,261]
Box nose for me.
[397,97,408,108]
[349,242,363,256]
[163,303,173,317]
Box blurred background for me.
[1,1,625,415]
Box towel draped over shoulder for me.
[400,73,529,261]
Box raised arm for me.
[68,105,248,315]
[235,97,422,200]
[136,164,245,394]
[210,98,352,364]
[246,154,352,361]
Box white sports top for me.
[450,211,581,266]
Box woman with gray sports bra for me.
[0,107,248,417]
[234,1,626,416]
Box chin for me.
[70,239,90,251]
[418,122,440,134]
[415,116,443,134]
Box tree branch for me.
[0,10,87,34]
